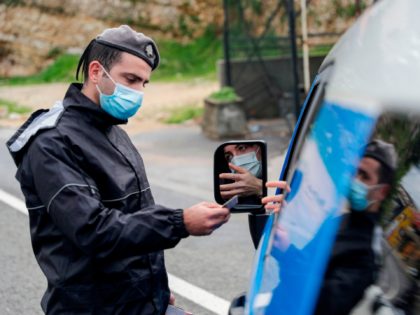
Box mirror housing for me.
[228,293,246,315]
[213,140,267,214]
[248,213,269,249]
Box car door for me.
[244,63,354,315]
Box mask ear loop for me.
[96,64,117,95]
[99,64,117,85]
[255,146,261,159]
[366,183,386,207]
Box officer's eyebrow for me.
[123,72,149,83]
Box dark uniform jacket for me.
[314,211,381,315]
[7,83,189,314]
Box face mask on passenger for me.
[96,64,144,120]
[231,147,262,178]
[348,178,383,211]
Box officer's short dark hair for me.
[377,162,394,186]
[76,40,122,82]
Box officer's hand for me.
[183,202,230,236]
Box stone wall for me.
[0,0,373,77]
[0,0,223,77]
[0,4,107,76]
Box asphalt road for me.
[0,124,283,315]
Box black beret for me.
[95,25,160,70]
[364,139,398,171]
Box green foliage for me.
[152,28,222,82]
[0,98,30,114]
[308,44,334,57]
[178,16,192,38]
[0,28,222,85]
[208,86,239,102]
[164,105,204,124]
[333,0,367,18]
[250,0,263,15]
[47,47,64,59]
[0,0,24,7]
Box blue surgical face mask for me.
[96,65,144,120]
[348,178,382,212]
[231,147,262,178]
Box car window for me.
[246,105,420,315]
[245,65,333,313]
[278,65,332,185]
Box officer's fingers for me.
[265,203,281,213]
[169,292,176,305]
[261,194,284,204]
[223,212,231,223]
[266,181,291,192]
[208,206,229,221]
[212,211,230,229]
[215,205,230,215]
[207,202,223,208]
[198,201,222,208]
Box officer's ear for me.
[377,184,391,202]
[88,61,102,84]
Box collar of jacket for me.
[63,83,128,126]
[342,211,380,231]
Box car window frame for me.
[266,63,333,252]
[246,63,334,311]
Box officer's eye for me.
[237,144,248,152]
[225,153,233,162]
[126,77,138,84]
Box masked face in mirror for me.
[224,144,263,178]
[214,141,267,211]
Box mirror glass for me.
[214,141,267,211]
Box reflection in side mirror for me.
[213,140,267,214]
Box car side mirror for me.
[213,140,267,214]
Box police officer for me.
[7,25,230,314]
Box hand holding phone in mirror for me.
[219,163,263,199]
[261,181,290,213]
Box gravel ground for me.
[0,80,219,134]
